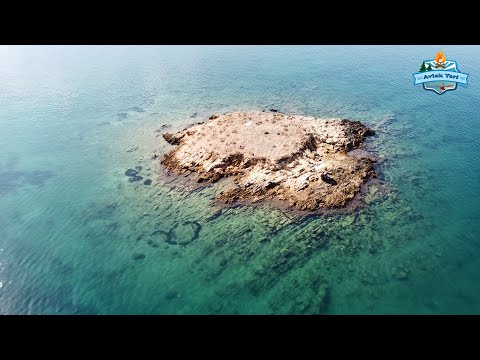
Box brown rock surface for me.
[160,111,376,211]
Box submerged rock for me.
[143,179,152,185]
[129,106,146,113]
[159,111,376,211]
[392,266,410,281]
[125,167,145,183]
[132,253,146,261]
[165,290,180,300]
[129,175,143,182]
[125,169,138,177]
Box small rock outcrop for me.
[160,111,376,211]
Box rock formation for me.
[160,111,376,211]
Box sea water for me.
[0,45,479,314]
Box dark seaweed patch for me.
[184,221,202,242]
[146,239,160,248]
[25,170,54,186]
[132,253,146,261]
[0,159,55,196]
[165,290,180,300]
[152,221,202,246]
[125,167,144,182]
[129,107,146,113]
[208,210,223,222]
[128,175,143,182]
[151,229,172,243]
[125,169,138,177]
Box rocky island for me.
[160,111,376,211]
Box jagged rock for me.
[162,133,185,145]
[155,124,172,132]
[159,111,376,211]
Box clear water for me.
[0,45,479,314]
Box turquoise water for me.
[0,45,479,314]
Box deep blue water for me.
[0,45,479,314]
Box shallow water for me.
[0,45,479,314]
